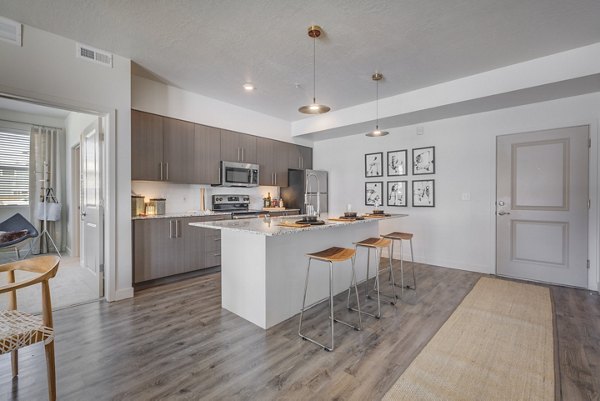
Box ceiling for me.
[1,0,600,121]
[0,96,70,118]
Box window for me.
[0,130,30,205]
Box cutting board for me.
[277,222,310,228]
[264,207,286,211]
[363,213,391,218]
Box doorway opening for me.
[0,96,107,313]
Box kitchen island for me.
[190,213,408,329]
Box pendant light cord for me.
[375,79,379,129]
[313,36,316,104]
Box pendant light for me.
[298,25,330,114]
[366,72,389,137]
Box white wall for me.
[314,93,600,291]
[64,111,97,254]
[132,75,311,147]
[0,22,132,301]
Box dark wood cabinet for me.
[131,110,313,187]
[287,144,313,170]
[220,129,257,164]
[163,117,195,183]
[131,110,164,181]
[257,139,297,187]
[193,124,221,185]
[257,137,275,185]
[133,215,229,284]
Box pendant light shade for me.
[366,72,389,137]
[299,25,330,114]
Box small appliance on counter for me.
[212,194,266,219]
[148,198,166,215]
[131,194,145,217]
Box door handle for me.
[497,211,511,215]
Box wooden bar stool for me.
[348,237,396,320]
[382,232,417,298]
[298,247,362,352]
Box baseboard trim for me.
[113,287,134,301]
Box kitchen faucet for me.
[305,172,321,217]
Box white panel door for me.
[496,126,589,287]
[80,119,104,297]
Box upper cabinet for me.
[288,144,313,170]
[131,110,221,185]
[193,124,221,185]
[163,117,195,183]
[131,110,164,181]
[220,129,257,164]
[131,110,313,187]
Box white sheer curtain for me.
[29,126,66,254]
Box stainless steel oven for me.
[220,161,259,187]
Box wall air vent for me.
[0,16,22,46]
[76,43,113,68]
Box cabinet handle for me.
[214,253,221,257]
[169,220,173,238]
[176,220,180,237]
[237,147,240,161]
[301,157,304,169]
[165,162,169,180]
[241,147,245,162]
[275,173,277,186]
[160,162,164,180]
[214,238,221,241]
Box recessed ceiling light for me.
[243,83,255,91]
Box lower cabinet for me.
[133,215,229,284]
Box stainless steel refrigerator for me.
[281,169,328,214]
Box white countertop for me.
[189,213,408,236]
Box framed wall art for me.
[412,146,435,175]
[365,152,384,178]
[387,181,407,207]
[387,150,407,176]
[365,181,384,206]
[412,179,435,207]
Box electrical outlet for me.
[417,126,424,136]
[461,192,471,201]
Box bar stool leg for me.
[388,244,397,303]
[400,239,405,297]
[388,240,394,282]
[374,248,381,319]
[365,247,371,302]
[410,238,417,296]
[298,257,312,337]
[350,255,362,330]
[328,261,334,351]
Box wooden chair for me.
[0,255,60,401]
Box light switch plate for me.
[461,192,471,201]
[417,126,424,136]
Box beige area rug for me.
[383,277,554,401]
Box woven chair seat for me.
[0,310,54,354]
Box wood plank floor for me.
[1,262,599,400]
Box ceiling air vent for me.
[76,43,113,68]
[0,16,22,46]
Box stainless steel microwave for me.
[219,161,259,187]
